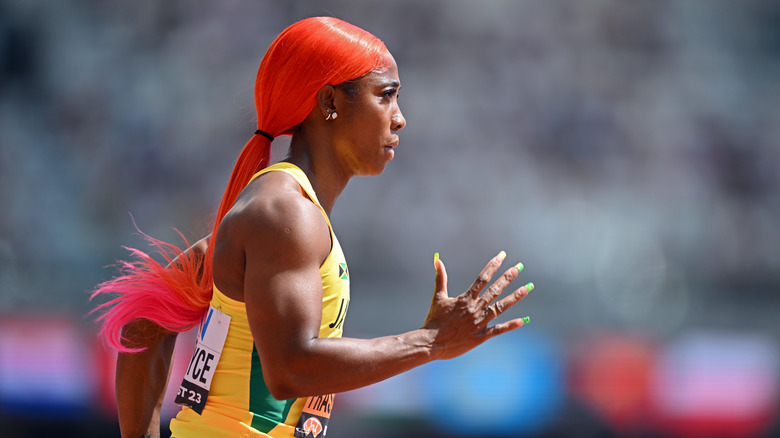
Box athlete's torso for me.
[170,162,350,438]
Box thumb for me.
[434,252,448,300]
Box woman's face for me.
[331,57,406,176]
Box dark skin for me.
[117,57,532,437]
[116,237,207,438]
[116,319,176,438]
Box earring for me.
[326,111,338,121]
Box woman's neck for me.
[283,131,351,216]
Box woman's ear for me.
[316,85,337,119]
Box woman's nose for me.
[392,111,406,131]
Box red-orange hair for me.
[93,17,390,352]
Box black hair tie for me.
[254,130,274,142]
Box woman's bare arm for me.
[116,320,177,438]
[115,236,209,438]
[237,191,531,400]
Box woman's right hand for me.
[422,252,534,361]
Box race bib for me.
[294,393,334,438]
[174,305,230,414]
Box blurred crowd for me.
[1,1,778,437]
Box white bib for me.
[174,305,231,414]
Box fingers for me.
[478,263,525,310]
[484,282,534,320]
[486,315,531,337]
[433,252,449,300]
[435,251,535,330]
[483,282,534,322]
[466,251,507,300]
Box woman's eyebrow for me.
[379,79,401,89]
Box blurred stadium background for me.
[1,1,779,437]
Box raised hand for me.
[423,251,534,361]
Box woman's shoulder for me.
[239,170,314,217]
[222,171,328,247]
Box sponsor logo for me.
[303,417,323,436]
[295,394,334,437]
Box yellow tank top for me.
[170,162,350,438]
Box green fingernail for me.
[514,262,524,273]
[434,252,440,268]
[522,316,531,324]
[525,282,534,292]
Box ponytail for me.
[92,17,389,352]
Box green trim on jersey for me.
[249,345,295,432]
